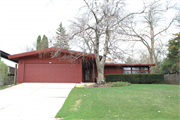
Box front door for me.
[85,70,90,81]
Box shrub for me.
[107,82,111,86]
[0,60,9,86]
[111,81,131,87]
[0,60,9,79]
[106,74,164,84]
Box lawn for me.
[56,84,180,120]
[0,84,14,90]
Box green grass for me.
[56,84,180,120]
[0,84,14,90]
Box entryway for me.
[82,60,96,82]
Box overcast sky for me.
[0,0,150,54]
[0,0,178,67]
[0,0,85,66]
[0,0,85,54]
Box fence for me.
[164,73,180,84]
[0,66,16,86]
[0,75,15,86]
[4,75,14,85]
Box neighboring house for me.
[8,48,155,83]
[0,50,18,63]
[0,50,18,85]
[105,58,115,63]
[0,50,17,75]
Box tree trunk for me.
[154,55,160,73]
[149,52,153,64]
[156,62,160,73]
[94,25,109,84]
[149,50,155,73]
[96,63,104,84]
[150,13,155,74]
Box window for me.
[132,71,139,74]
[123,67,131,70]
[132,67,139,70]
[141,67,148,70]
[124,71,131,74]
[132,67,139,74]
[141,71,148,74]
[123,67,131,74]
[141,67,148,74]
[123,67,149,74]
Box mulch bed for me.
[84,83,112,88]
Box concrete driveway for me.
[0,83,78,120]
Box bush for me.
[107,82,111,86]
[0,60,9,86]
[0,60,9,79]
[111,81,131,87]
[106,74,164,84]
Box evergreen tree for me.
[54,22,69,49]
[56,22,65,35]
[125,56,134,64]
[41,35,48,49]
[36,35,41,50]
[36,35,48,50]
[160,35,180,73]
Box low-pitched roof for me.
[8,48,156,67]
[105,63,156,67]
[0,50,18,63]
[8,47,96,61]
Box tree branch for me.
[84,0,99,23]
[154,17,175,37]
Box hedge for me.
[105,74,164,84]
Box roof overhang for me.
[0,50,18,63]
[105,63,156,67]
[8,47,96,61]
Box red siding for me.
[17,60,24,83]
[24,64,75,83]
[104,66,123,76]
[75,59,82,83]
[17,55,82,83]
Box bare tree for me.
[124,0,177,73]
[20,42,36,52]
[68,0,145,84]
[71,25,95,54]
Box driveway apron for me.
[0,83,76,120]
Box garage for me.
[24,63,76,83]
[8,48,95,83]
